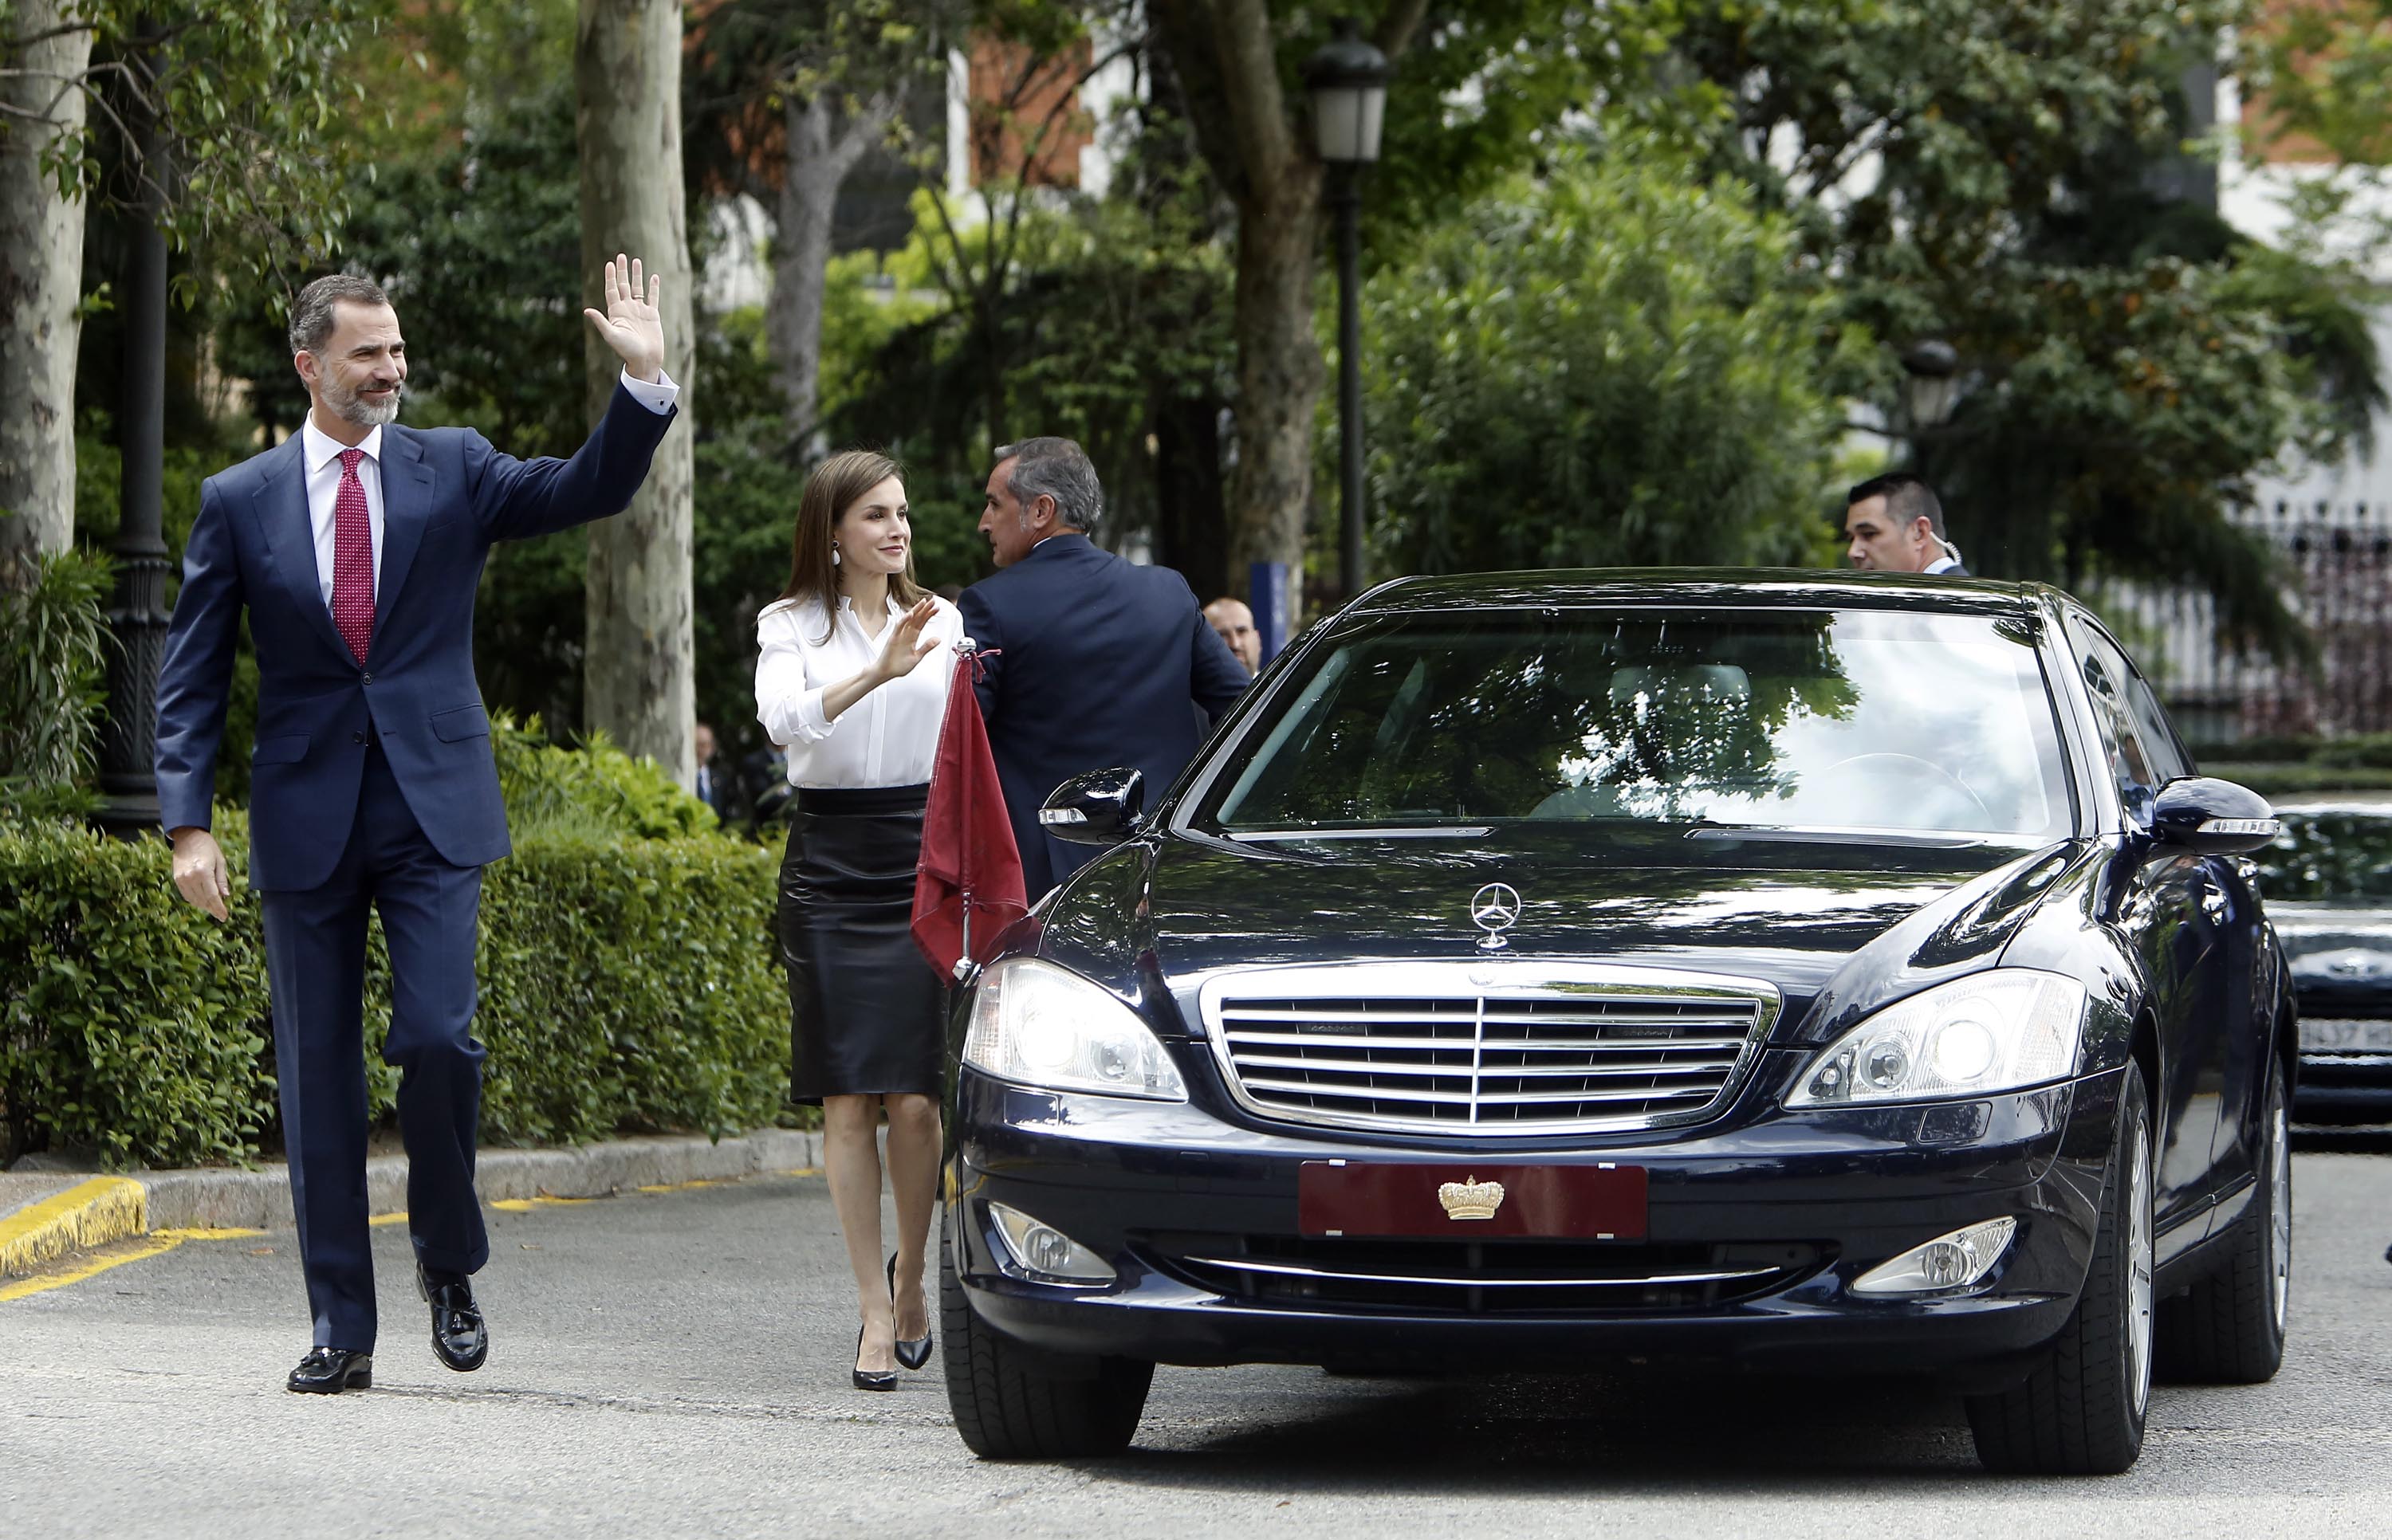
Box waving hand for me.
[584,253,665,383]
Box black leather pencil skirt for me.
[776,783,943,1103]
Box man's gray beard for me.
[323,375,402,428]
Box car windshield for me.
[1194,607,2071,840]
[2251,810,2392,902]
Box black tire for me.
[940,1219,1154,1459]
[2158,1052,2291,1384]
[1967,1064,2153,1475]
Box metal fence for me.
[2090,499,2392,748]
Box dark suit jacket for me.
[959,535,1249,896]
[155,384,676,890]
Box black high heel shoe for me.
[852,1322,896,1392]
[888,1253,933,1371]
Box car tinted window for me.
[2067,619,2163,823]
[1197,608,2070,839]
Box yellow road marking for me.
[3,1165,823,1301]
[0,1177,146,1278]
[0,1226,258,1303]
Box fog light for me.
[1851,1217,2017,1296]
[987,1201,1116,1286]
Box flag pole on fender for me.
[911,640,1028,980]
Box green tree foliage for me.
[1363,149,1843,576]
[1666,0,2382,656]
[2251,2,2392,166]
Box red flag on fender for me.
[912,646,1027,980]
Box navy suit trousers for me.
[261,740,486,1352]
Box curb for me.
[0,1177,148,1279]
[1,1128,819,1279]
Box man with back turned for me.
[155,257,679,1393]
[961,438,1250,898]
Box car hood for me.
[2269,902,2392,1005]
[1033,827,2104,1046]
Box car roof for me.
[1347,568,2046,618]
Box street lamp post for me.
[95,72,171,838]
[1305,20,1389,605]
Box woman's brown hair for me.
[775,448,927,642]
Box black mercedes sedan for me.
[938,572,2293,1476]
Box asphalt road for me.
[5,1148,2390,1539]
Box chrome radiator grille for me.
[1202,964,1776,1135]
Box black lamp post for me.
[95,73,171,838]
[1304,19,1389,604]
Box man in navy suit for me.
[156,257,679,1394]
[960,438,1249,898]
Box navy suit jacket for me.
[155,385,676,891]
[959,535,1249,897]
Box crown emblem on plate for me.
[1437,1174,1505,1221]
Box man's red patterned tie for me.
[332,447,375,662]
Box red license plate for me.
[1297,1161,1648,1239]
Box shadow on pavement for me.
[1087,1366,1985,1491]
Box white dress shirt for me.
[1923,555,1960,575]
[297,369,680,608]
[754,591,965,788]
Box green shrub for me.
[0,811,274,1167]
[0,806,785,1169]
[0,548,114,818]
[491,713,718,842]
[2205,762,2392,797]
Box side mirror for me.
[1039,768,1145,847]
[2152,776,2280,855]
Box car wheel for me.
[939,1217,1154,1459]
[2158,1051,2291,1384]
[1966,1063,2153,1475]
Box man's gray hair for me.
[993,437,1104,534]
[288,274,392,356]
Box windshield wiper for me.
[1686,824,1988,850]
[1223,826,1494,843]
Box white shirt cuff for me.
[619,368,679,414]
[787,687,834,744]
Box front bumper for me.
[947,1055,2124,1378]
[2293,1051,2392,1118]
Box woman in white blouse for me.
[754,449,962,1392]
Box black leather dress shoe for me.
[288,1347,373,1394]
[417,1263,489,1373]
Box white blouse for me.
[753,592,966,789]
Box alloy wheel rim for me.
[2269,1085,2293,1334]
[2128,1128,2154,1416]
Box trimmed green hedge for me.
[1,802,789,1170]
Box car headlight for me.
[1786,970,2086,1108]
[962,957,1188,1101]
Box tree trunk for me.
[0,1,94,587]
[766,93,888,446]
[1226,172,1324,626]
[576,0,696,784]
[1154,390,1229,601]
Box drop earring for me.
[831,544,841,567]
